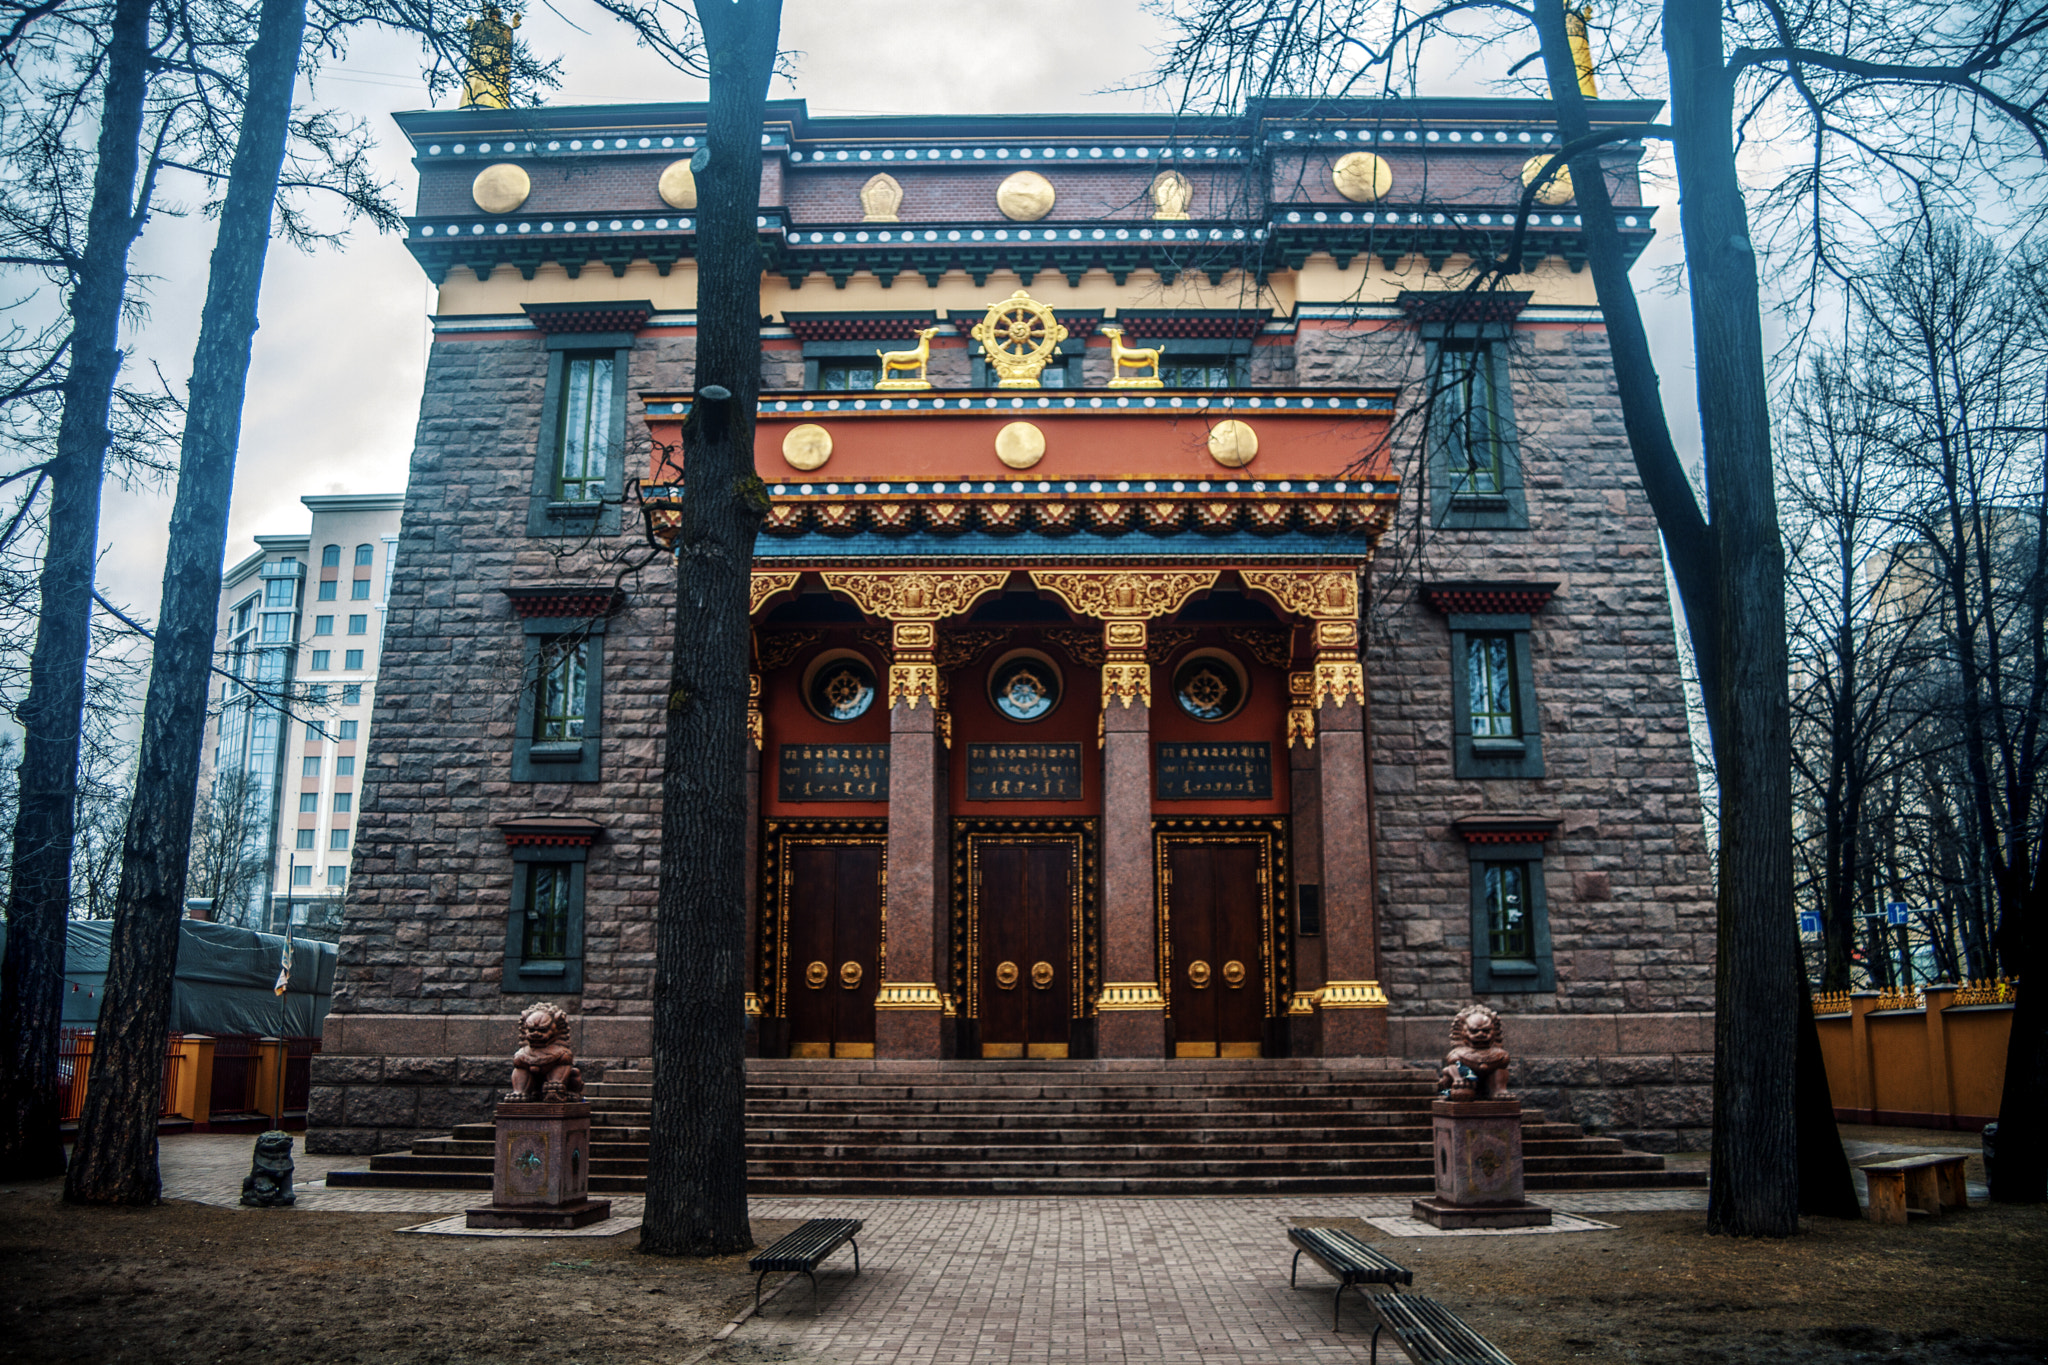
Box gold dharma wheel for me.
[971,290,1069,388]
[839,961,863,989]
[995,960,1020,989]
[805,960,829,989]
[1030,961,1055,990]
[1222,960,1247,988]
[1187,959,1212,989]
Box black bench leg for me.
[756,1269,770,1312]
[1290,1248,1302,1288]
[807,1269,819,1314]
[1370,1321,1381,1365]
[852,1237,861,1277]
[1333,1282,1344,1332]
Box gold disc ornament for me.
[657,159,699,210]
[471,163,531,214]
[1207,419,1258,469]
[1520,155,1574,205]
[996,170,1056,221]
[995,421,1046,470]
[1330,152,1392,204]
[781,423,833,472]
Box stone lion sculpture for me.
[505,1001,584,1102]
[240,1130,297,1207]
[1436,1003,1513,1102]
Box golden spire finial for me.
[1565,5,1598,99]
[460,2,520,109]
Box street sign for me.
[1798,913,1822,935]
[1885,901,1910,926]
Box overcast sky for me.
[92,0,1699,626]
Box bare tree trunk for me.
[65,0,307,1205]
[638,0,782,1257]
[0,0,156,1178]
[1665,0,1800,1237]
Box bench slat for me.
[750,1218,862,1272]
[1288,1226,1413,1286]
[1374,1295,1516,1365]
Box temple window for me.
[814,359,880,391]
[1410,298,1530,530]
[553,353,614,500]
[1158,360,1240,389]
[503,839,589,993]
[521,862,574,959]
[1448,817,1560,994]
[528,329,633,538]
[536,638,589,742]
[507,597,609,784]
[1445,612,1545,780]
[1465,633,1518,737]
[1436,340,1508,497]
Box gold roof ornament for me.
[996,170,1055,221]
[1520,155,1573,206]
[459,1,519,110]
[1566,4,1599,98]
[970,291,1068,388]
[860,173,903,222]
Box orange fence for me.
[58,1029,183,1122]
[1814,981,2017,1131]
[58,1032,321,1127]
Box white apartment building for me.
[204,494,403,936]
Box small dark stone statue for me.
[505,1001,584,1103]
[1436,1003,1513,1102]
[240,1130,297,1207]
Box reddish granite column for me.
[1318,696,1387,1054]
[742,689,763,1057]
[876,631,944,1058]
[1287,671,1325,1057]
[1097,619,1165,1056]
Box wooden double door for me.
[966,834,1085,1059]
[1161,836,1273,1058]
[781,838,884,1059]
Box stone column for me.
[1098,619,1165,1057]
[743,674,763,1058]
[1285,671,1324,1058]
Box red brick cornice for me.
[498,817,604,849]
[784,311,939,343]
[1397,289,1533,324]
[1419,580,1558,615]
[522,301,654,334]
[1113,308,1268,340]
[503,585,624,619]
[1451,815,1561,845]
[947,309,1103,339]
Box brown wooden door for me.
[784,842,883,1058]
[1166,842,1267,1058]
[975,841,1076,1058]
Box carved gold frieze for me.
[1287,670,1317,749]
[893,620,936,652]
[1286,991,1317,1016]
[749,571,803,617]
[1029,569,1219,620]
[822,570,1010,622]
[755,629,823,673]
[1228,628,1295,671]
[873,982,945,1010]
[1045,628,1106,668]
[1145,626,1198,665]
[1318,980,1389,1009]
[1101,660,1151,710]
[890,661,941,711]
[1241,569,1359,620]
[1096,981,1165,1011]
[1315,659,1366,709]
[747,671,764,752]
[935,629,1007,672]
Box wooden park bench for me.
[748,1217,862,1312]
[1861,1154,1970,1225]
[1287,1226,1414,1330]
[1369,1293,1518,1365]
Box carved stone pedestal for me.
[465,1101,613,1230]
[1410,1099,1552,1230]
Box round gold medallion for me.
[1207,419,1258,468]
[996,170,1055,222]
[471,163,531,214]
[1187,959,1212,988]
[995,421,1046,469]
[1331,151,1392,204]
[1520,155,1573,206]
[995,960,1020,990]
[782,423,833,471]
[839,961,863,989]
[657,159,698,210]
[1030,961,1055,989]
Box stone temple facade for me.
[307,96,1715,1157]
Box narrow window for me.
[314,615,333,635]
[1484,862,1533,962]
[296,829,316,851]
[264,578,296,608]
[1160,360,1239,388]
[298,793,318,813]
[522,862,574,959]
[354,544,373,567]
[317,581,337,601]
[307,684,327,704]
[321,544,341,568]
[341,685,361,705]
[291,865,312,886]
[326,865,347,888]
[305,722,322,741]
[1466,634,1518,738]
[338,719,358,739]
[555,353,615,501]
[301,756,321,777]
[1438,340,1505,496]
[333,793,352,813]
[344,649,364,670]
[537,638,588,742]
[310,650,331,671]
[815,359,879,392]
[330,829,350,851]
[348,614,367,635]
[336,756,355,776]
[260,612,293,643]
[351,579,370,600]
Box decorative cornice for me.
[1451,815,1562,845]
[1241,568,1359,620]
[749,570,803,616]
[819,569,1010,621]
[502,585,624,620]
[1095,982,1166,1011]
[1420,580,1560,615]
[498,817,605,849]
[1028,569,1218,620]
[783,310,939,343]
[1396,289,1534,324]
[745,491,1391,541]
[1317,980,1389,1009]
[1115,308,1269,340]
[873,982,945,1010]
[521,300,654,334]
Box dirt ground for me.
[3,1179,2044,1364]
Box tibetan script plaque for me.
[1155,742,1272,800]
[778,744,889,802]
[965,742,1083,801]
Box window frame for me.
[1466,842,1555,994]
[1421,321,1528,531]
[1129,335,1251,390]
[528,332,633,537]
[511,611,606,783]
[503,843,588,994]
[1445,611,1545,779]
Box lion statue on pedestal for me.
[504,1001,585,1103]
[1437,1003,1514,1102]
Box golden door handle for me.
[805,961,829,989]
[995,961,1020,990]
[1186,959,1212,989]
[1031,961,1055,989]
[839,961,863,989]
[1222,960,1247,988]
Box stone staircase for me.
[325,1058,1701,1197]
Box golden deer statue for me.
[1102,326,1164,388]
[876,326,939,389]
